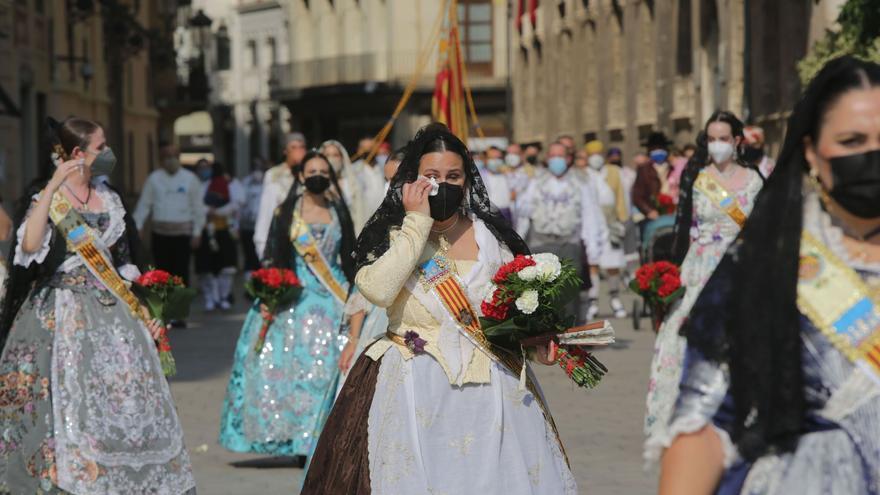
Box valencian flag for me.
[432,11,469,141]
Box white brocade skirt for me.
[366,347,577,495]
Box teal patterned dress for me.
[0,187,195,494]
[219,211,348,456]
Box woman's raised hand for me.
[402,178,432,216]
[47,159,83,193]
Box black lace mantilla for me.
[354,123,528,272]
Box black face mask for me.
[829,149,880,219]
[304,175,331,194]
[526,155,538,165]
[741,146,764,164]
[428,182,465,221]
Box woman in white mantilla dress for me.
[302,124,576,494]
[644,110,763,467]
[0,117,195,494]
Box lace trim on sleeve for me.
[97,184,127,249]
[643,415,739,470]
[13,194,52,268]
[117,264,142,282]
[344,290,370,316]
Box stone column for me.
[623,0,640,161]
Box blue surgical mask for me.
[649,150,669,164]
[547,157,568,177]
[198,168,212,181]
[487,158,504,173]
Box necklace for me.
[431,214,460,235]
[64,183,92,211]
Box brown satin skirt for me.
[301,352,382,494]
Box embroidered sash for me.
[290,211,348,304]
[693,172,747,227]
[798,232,880,387]
[48,192,142,318]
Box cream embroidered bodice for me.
[358,212,496,385]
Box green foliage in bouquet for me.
[479,254,582,354]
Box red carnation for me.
[493,255,536,284]
[657,273,681,298]
[481,300,509,320]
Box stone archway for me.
[173,111,214,166]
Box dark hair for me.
[50,117,100,160]
[671,110,759,264]
[211,161,227,179]
[296,150,333,178]
[390,147,406,162]
[264,150,357,285]
[687,56,880,461]
[355,123,528,271]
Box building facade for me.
[0,0,176,204]
[270,0,512,152]
[510,0,845,158]
[176,0,291,176]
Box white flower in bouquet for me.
[515,289,540,314]
[482,283,498,303]
[531,253,562,282]
[517,265,540,282]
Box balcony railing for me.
[271,51,505,95]
[271,53,379,92]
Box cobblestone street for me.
[168,289,657,494]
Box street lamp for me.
[188,9,213,57]
[186,9,212,102]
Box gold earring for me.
[809,167,835,211]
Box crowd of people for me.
[0,55,876,494]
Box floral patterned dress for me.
[218,210,349,456]
[643,167,763,466]
[1,187,195,494]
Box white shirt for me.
[516,172,608,261]
[353,159,387,216]
[133,168,206,236]
[620,166,637,217]
[481,169,513,210]
[254,163,295,258]
[239,171,264,230]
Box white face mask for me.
[587,154,604,170]
[708,141,735,165]
[505,154,521,168]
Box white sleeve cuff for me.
[643,416,739,470]
[117,264,142,282]
[13,221,53,268]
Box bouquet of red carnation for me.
[480,253,614,389]
[132,269,197,376]
[245,268,302,354]
[629,261,685,332]
[652,193,677,215]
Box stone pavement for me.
[167,291,658,494]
